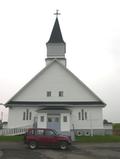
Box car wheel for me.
[59,141,68,150]
[29,141,37,150]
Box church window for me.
[85,112,87,120]
[63,116,67,122]
[59,91,64,97]
[23,109,32,121]
[40,116,44,122]
[29,112,32,120]
[82,109,84,120]
[23,112,25,120]
[79,109,87,121]
[26,109,29,120]
[78,112,81,120]
[47,91,51,97]
[48,117,52,122]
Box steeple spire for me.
[47,11,65,44]
[46,11,66,66]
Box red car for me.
[24,128,71,150]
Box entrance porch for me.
[36,108,71,134]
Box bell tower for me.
[46,10,66,66]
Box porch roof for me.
[36,107,71,114]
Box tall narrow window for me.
[78,112,81,120]
[59,91,64,97]
[23,112,25,120]
[85,112,87,120]
[47,91,51,97]
[82,109,84,120]
[26,109,29,120]
[23,109,32,120]
[29,112,32,120]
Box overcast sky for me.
[0,0,120,122]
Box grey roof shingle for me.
[47,17,65,44]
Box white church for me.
[5,13,109,136]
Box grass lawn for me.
[0,135,120,143]
[0,135,24,142]
[75,135,120,143]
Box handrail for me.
[0,125,32,136]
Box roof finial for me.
[54,9,61,18]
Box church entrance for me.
[47,115,60,132]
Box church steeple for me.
[47,17,65,44]
[46,11,66,66]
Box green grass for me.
[0,135,24,142]
[0,135,120,143]
[75,135,120,143]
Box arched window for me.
[26,109,29,120]
[23,109,32,120]
[29,112,32,120]
[85,112,87,120]
[82,109,84,120]
[78,112,81,120]
[78,109,87,121]
[23,112,25,120]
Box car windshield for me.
[53,129,61,135]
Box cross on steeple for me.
[54,10,61,18]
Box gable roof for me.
[5,60,106,107]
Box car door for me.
[35,129,46,145]
[43,129,58,146]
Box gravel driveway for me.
[0,142,120,159]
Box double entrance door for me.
[47,115,60,132]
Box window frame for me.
[36,129,44,136]
[26,109,29,120]
[40,116,44,122]
[23,112,26,120]
[23,109,32,121]
[47,91,51,97]
[81,109,84,120]
[63,116,67,122]
[44,130,56,136]
[78,112,81,120]
[59,91,64,97]
[85,112,87,120]
[29,112,32,120]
